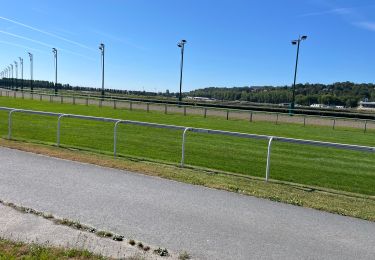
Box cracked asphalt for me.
[0,147,374,259]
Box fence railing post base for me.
[180,127,191,167]
[265,137,274,182]
[113,120,123,158]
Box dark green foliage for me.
[189,82,375,106]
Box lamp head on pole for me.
[52,48,57,55]
[291,35,307,45]
[99,43,104,52]
[177,39,187,48]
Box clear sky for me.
[0,0,374,92]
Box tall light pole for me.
[6,67,9,88]
[14,61,18,90]
[28,52,33,92]
[52,48,58,95]
[10,64,13,89]
[177,39,187,102]
[290,35,307,114]
[99,43,105,97]
[19,57,23,91]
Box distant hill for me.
[188,82,375,107]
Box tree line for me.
[1,78,374,107]
[188,82,375,107]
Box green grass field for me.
[0,96,374,196]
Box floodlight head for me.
[301,35,307,40]
[291,40,298,45]
[52,48,57,53]
[178,39,187,48]
[99,43,104,51]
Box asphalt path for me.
[0,147,374,259]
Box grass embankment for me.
[0,238,104,259]
[0,97,374,196]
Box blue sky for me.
[0,0,374,92]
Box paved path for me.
[0,147,374,259]
[0,204,169,259]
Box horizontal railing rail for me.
[1,106,374,182]
[2,86,375,117]
[1,89,375,128]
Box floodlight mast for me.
[28,52,33,92]
[19,57,23,91]
[7,66,11,88]
[177,39,187,103]
[10,64,13,89]
[52,48,58,95]
[14,61,18,90]
[290,35,307,114]
[99,43,105,97]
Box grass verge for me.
[1,138,374,222]
[0,238,105,259]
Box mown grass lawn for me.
[0,96,374,196]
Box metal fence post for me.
[8,109,18,139]
[181,127,191,167]
[303,116,306,127]
[86,98,89,106]
[184,107,186,116]
[226,110,229,120]
[73,96,76,105]
[56,114,66,146]
[165,104,167,114]
[113,120,122,158]
[113,100,116,109]
[204,108,207,118]
[147,103,150,112]
[265,137,274,182]
[364,120,367,133]
[332,118,336,130]
[249,112,253,122]
[275,113,279,125]
[129,101,132,111]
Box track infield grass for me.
[0,96,374,196]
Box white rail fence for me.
[1,106,374,182]
[1,89,375,132]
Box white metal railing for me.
[1,106,374,182]
[1,88,375,132]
